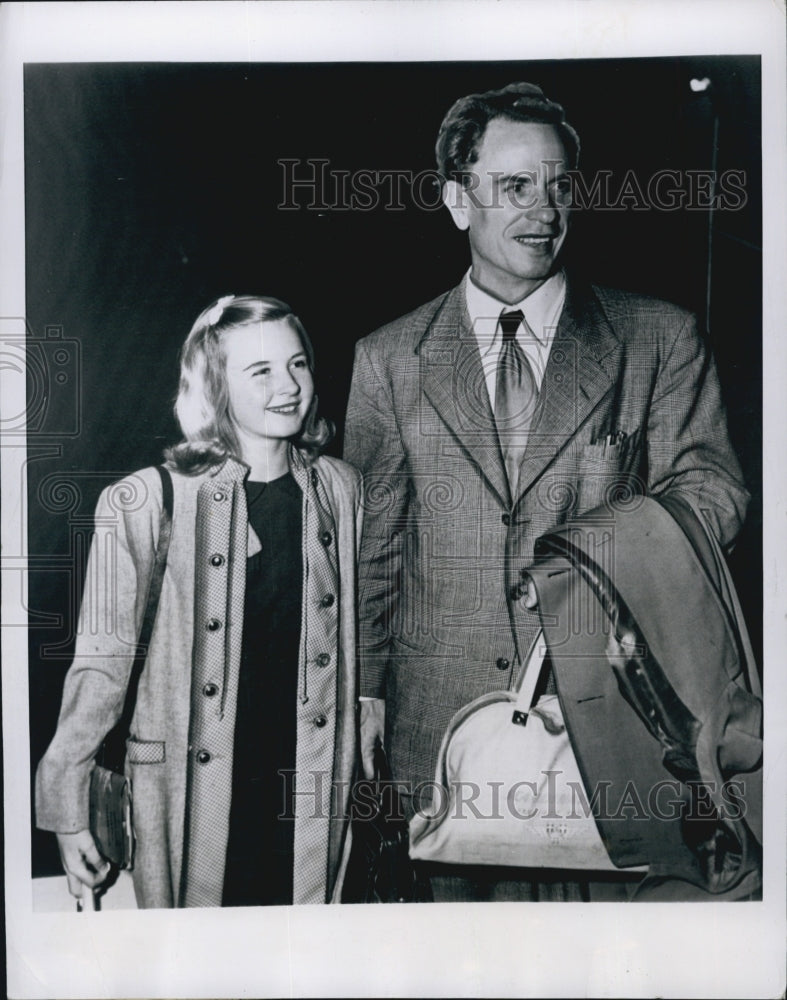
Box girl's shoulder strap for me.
[156,464,174,522]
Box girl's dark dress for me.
[222,473,302,906]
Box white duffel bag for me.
[408,634,623,871]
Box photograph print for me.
[23,54,765,915]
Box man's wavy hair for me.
[165,295,334,474]
[435,81,580,186]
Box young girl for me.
[36,295,362,907]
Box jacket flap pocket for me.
[126,737,166,764]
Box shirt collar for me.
[464,269,566,345]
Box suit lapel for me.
[418,283,511,508]
[515,278,622,502]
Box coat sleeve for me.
[343,337,410,699]
[645,312,749,549]
[35,471,161,832]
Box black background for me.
[25,57,761,876]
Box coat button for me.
[202,683,218,697]
[320,593,335,608]
[210,554,224,567]
[317,653,331,667]
[196,750,211,764]
[213,491,226,502]
[501,513,511,526]
[496,657,510,671]
[206,618,222,631]
[320,530,333,547]
[314,715,328,728]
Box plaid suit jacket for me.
[344,275,749,802]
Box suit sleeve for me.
[343,337,410,699]
[646,312,749,548]
[35,473,160,832]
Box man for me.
[343,82,749,901]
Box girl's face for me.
[223,319,314,449]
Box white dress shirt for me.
[465,269,567,411]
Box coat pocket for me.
[126,737,166,764]
[575,431,643,514]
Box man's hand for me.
[359,698,386,779]
[56,829,111,899]
[519,572,539,610]
[604,627,639,668]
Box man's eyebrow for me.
[496,171,535,186]
[495,167,571,185]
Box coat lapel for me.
[418,283,511,509]
[515,278,622,502]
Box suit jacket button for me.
[206,618,222,631]
[501,513,511,526]
[210,554,224,567]
[317,653,331,667]
[202,683,218,697]
[496,657,510,671]
[213,491,226,502]
[314,715,328,728]
[320,593,335,608]
[196,750,211,764]
[320,530,333,546]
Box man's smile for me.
[513,234,559,246]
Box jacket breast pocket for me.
[575,431,644,515]
[126,737,166,764]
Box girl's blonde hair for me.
[165,295,333,473]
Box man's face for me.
[445,119,572,302]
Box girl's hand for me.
[56,829,111,898]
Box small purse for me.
[88,766,135,869]
[88,465,173,870]
[408,635,623,871]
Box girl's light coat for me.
[36,452,362,907]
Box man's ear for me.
[442,179,470,231]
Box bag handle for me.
[512,629,547,716]
[99,466,173,773]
